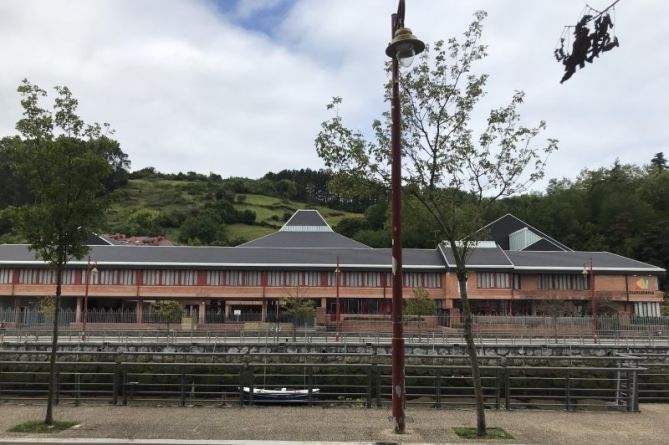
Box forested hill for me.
[0,154,667,289]
[102,168,366,246]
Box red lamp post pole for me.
[83,256,92,341]
[590,258,597,344]
[335,256,341,342]
[390,4,406,434]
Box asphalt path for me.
[0,404,667,444]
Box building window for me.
[0,269,12,284]
[539,274,589,290]
[206,270,261,286]
[402,272,442,289]
[118,270,136,285]
[245,271,261,286]
[476,272,511,289]
[268,271,284,286]
[304,272,320,286]
[225,271,243,286]
[143,270,160,286]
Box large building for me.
[0,210,665,327]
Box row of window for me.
[0,268,606,291]
[0,268,442,288]
[475,272,592,290]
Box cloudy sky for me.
[0,0,667,189]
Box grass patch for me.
[453,427,514,440]
[8,420,78,433]
[227,224,275,243]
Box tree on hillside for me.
[315,12,556,436]
[650,152,667,173]
[2,79,116,425]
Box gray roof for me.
[0,208,662,275]
[505,251,665,273]
[283,209,330,228]
[473,214,572,251]
[436,244,664,274]
[0,244,444,270]
[238,209,368,248]
[238,232,370,248]
[439,244,514,269]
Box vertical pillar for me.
[75,297,83,323]
[13,295,21,326]
[136,300,143,324]
[199,301,206,325]
[261,300,268,322]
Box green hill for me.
[104,178,362,245]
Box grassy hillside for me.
[104,178,362,245]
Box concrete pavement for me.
[0,404,667,444]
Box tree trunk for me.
[45,262,63,425]
[458,271,486,436]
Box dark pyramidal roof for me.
[239,209,369,249]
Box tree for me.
[3,80,116,425]
[154,300,183,333]
[650,152,667,173]
[315,12,556,436]
[404,288,437,326]
[281,293,316,342]
[536,300,576,343]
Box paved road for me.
[0,404,667,444]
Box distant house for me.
[0,209,664,325]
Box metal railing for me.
[0,350,645,412]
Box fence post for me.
[495,367,501,410]
[74,372,81,406]
[504,364,511,410]
[112,361,121,405]
[54,365,60,406]
[370,363,380,408]
[248,365,254,406]
[308,366,314,407]
[435,367,442,409]
[565,368,572,411]
[633,369,639,412]
[366,365,373,408]
[626,369,634,412]
[122,365,128,405]
[238,366,244,406]
[180,371,186,407]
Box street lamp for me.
[385,0,425,435]
[582,259,596,343]
[83,256,98,341]
[335,256,341,342]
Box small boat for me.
[242,386,319,403]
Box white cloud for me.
[0,0,667,186]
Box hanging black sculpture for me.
[555,1,620,84]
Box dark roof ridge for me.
[476,213,572,251]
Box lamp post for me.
[385,0,425,434]
[335,256,341,342]
[582,259,596,343]
[82,256,98,341]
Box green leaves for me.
[314,11,558,251]
[6,80,117,266]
